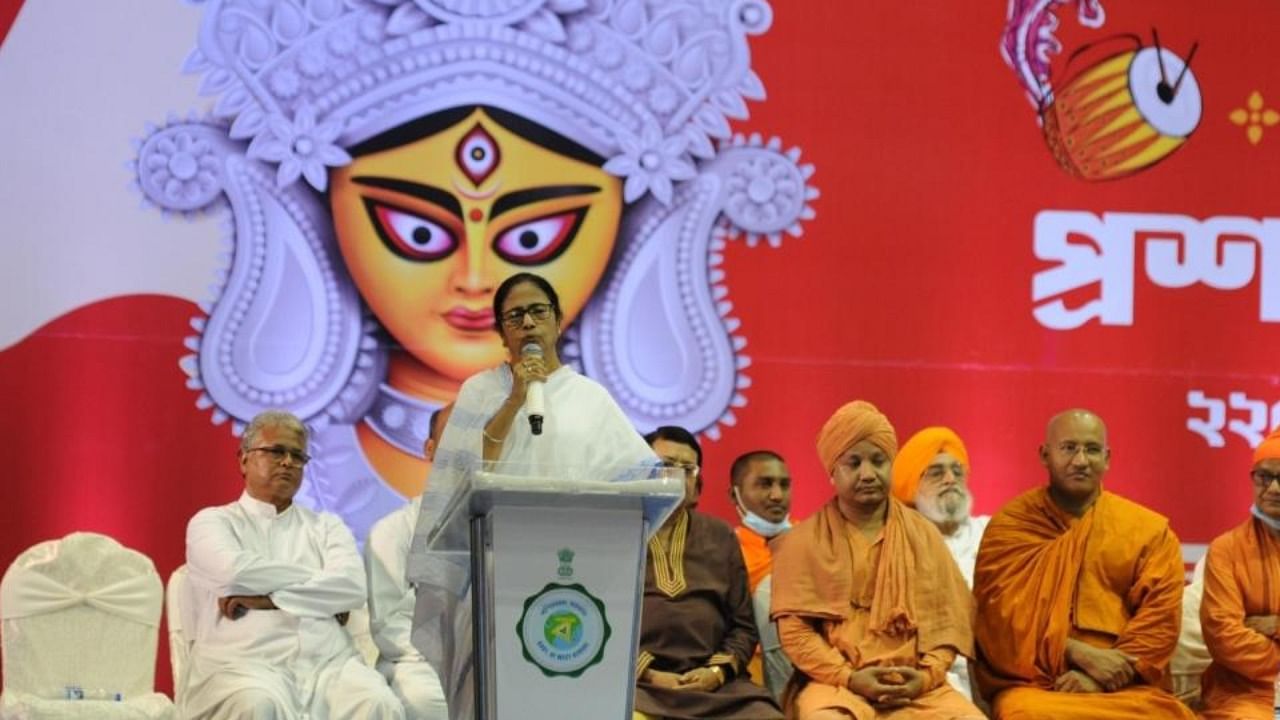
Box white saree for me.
[406,363,657,720]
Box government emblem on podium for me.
[516,548,611,677]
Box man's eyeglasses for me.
[1252,469,1280,489]
[500,303,554,329]
[661,460,699,477]
[922,463,966,483]
[246,445,311,466]
[1054,442,1106,459]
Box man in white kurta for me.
[406,362,660,720]
[180,410,404,720]
[365,407,452,720]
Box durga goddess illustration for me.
[133,0,817,539]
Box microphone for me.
[522,342,546,435]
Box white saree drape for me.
[406,363,658,720]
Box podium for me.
[420,462,685,720]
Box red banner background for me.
[3,0,1279,692]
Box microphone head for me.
[522,341,544,358]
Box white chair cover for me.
[0,532,174,719]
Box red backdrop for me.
[3,0,1279,694]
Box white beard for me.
[916,486,973,526]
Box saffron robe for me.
[735,525,774,595]
[772,499,983,719]
[973,488,1195,720]
[1199,517,1280,720]
[635,509,783,719]
[181,492,403,720]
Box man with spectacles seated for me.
[1197,427,1280,719]
[889,427,990,704]
[973,409,1195,720]
[633,426,783,720]
[181,410,404,720]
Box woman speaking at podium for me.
[407,272,660,719]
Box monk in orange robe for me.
[1199,427,1280,719]
[973,408,1195,719]
[771,400,985,719]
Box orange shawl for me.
[771,497,973,658]
[974,488,1183,697]
[1199,517,1280,715]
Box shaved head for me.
[1040,408,1110,515]
[1045,409,1107,445]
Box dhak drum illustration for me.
[1042,39,1201,180]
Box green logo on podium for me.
[517,582,610,678]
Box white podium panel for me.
[421,466,683,720]
[490,506,645,718]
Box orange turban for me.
[816,400,898,473]
[1255,427,1280,465]
[891,426,970,506]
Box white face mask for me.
[734,487,791,538]
[1252,503,1280,531]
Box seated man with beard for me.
[890,427,989,701]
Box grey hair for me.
[240,410,309,452]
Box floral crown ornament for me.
[133,0,815,527]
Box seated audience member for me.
[364,405,453,720]
[772,401,984,719]
[729,450,795,700]
[1198,427,1280,719]
[890,426,989,701]
[181,410,403,720]
[973,408,1195,719]
[634,426,783,720]
[731,450,794,593]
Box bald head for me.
[1040,408,1110,515]
[1045,409,1106,443]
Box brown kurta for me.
[635,509,782,719]
[973,488,1195,719]
[1200,517,1280,720]
[771,499,982,719]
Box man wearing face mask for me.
[729,451,795,699]
[730,451,793,593]
[633,428,783,720]
[1197,427,1280,719]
